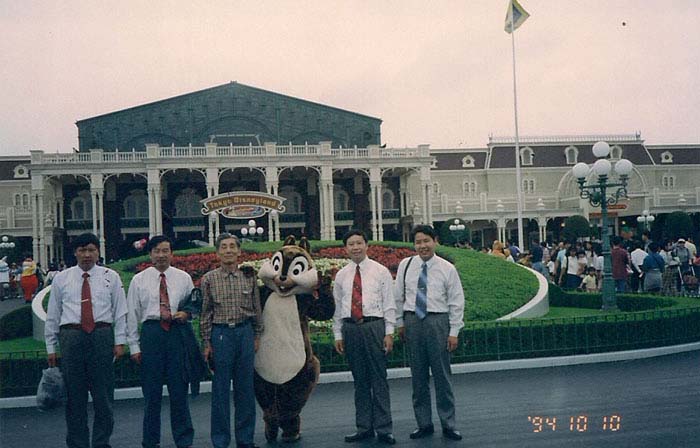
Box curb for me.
[3,340,700,409]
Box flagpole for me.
[510,2,525,251]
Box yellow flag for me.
[505,0,530,33]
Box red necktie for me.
[81,272,95,333]
[159,273,172,331]
[351,265,363,321]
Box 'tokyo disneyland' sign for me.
[200,191,286,219]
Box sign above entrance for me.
[200,191,286,219]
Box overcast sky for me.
[1,0,698,155]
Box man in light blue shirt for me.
[395,225,465,442]
[45,232,127,448]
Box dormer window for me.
[610,145,623,160]
[461,155,475,168]
[13,165,29,179]
[661,151,673,164]
[520,147,534,166]
[565,146,579,165]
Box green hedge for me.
[548,284,692,311]
[0,306,32,341]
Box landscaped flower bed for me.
[132,245,417,287]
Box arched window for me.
[565,146,579,165]
[610,145,623,160]
[661,151,673,164]
[174,188,203,217]
[280,187,303,213]
[334,189,350,211]
[461,155,475,168]
[123,190,149,218]
[430,157,438,168]
[70,192,92,220]
[662,174,676,190]
[462,180,478,198]
[520,147,534,166]
[522,178,536,194]
[381,186,395,210]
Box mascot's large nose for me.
[279,275,287,282]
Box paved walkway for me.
[2,350,699,447]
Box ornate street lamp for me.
[636,209,655,232]
[448,218,467,246]
[572,141,634,311]
[240,220,265,241]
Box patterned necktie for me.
[416,263,428,320]
[351,265,363,321]
[159,273,172,331]
[81,272,95,333]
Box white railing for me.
[331,148,369,158]
[42,153,92,164]
[489,134,641,145]
[34,143,426,165]
[216,144,265,157]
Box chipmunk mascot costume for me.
[255,236,335,443]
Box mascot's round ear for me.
[298,237,311,254]
[283,235,296,246]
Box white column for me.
[399,175,406,217]
[91,190,98,235]
[370,182,378,240]
[97,190,105,257]
[31,193,39,261]
[377,185,384,241]
[147,187,156,237]
[147,169,162,236]
[421,183,429,225]
[154,188,163,235]
[37,193,46,266]
[265,167,279,242]
[327,182,335,240]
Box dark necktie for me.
[416,263,428,320]
[351,265,363,321]
[81,272,95,333]
[159,273,172,331]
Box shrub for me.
[0,306,33,341]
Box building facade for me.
[1,84,699,266]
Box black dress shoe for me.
[344,430,375,443]
[409,425,435,439]
[442,428,463,441]
[377,433,396,445]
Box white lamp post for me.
[572,141,634,311]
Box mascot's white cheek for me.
[254,291,305,384]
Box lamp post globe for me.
[592,141,611,158]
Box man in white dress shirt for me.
[395,225,465,441]
[126,235,195,448]
[45,232,128,448]
[333,229,397,445]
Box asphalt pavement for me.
[2,350,700,447]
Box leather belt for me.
[404,311,446,316]
[214,319,252,329]
[343,316,383,324]
[60,322,111,330]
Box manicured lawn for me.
[0,337,46,354]
[542,306,621,319]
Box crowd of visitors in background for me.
[0,255,67,302]
[479,232,700,296]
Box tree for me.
[663,211,692,240]
[562,215,590,242]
